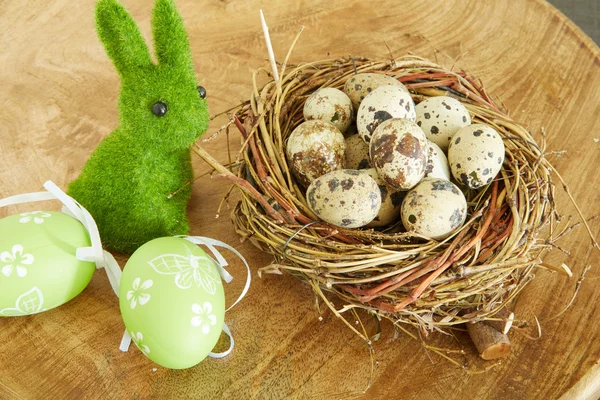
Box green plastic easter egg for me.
[120,237,225,369]
[0,211,95,316]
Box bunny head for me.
[96,0,209,152]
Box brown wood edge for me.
[559,361,600,400]
[532,1,600,398]
[535,0,600,57]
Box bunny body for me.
[68,0,208,254]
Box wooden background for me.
[1,0,599,399]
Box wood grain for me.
[1,0,599,399]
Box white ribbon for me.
[0,181,122,297]
[1,183,250,362]
[185,236,251,359]
[183,235,251,312]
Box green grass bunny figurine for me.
[68,0,209,254]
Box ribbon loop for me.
[208,323,234,358]
[184,236,251,312]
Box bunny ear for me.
[95,0,153,78]
[151,0,195,73]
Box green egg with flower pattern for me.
[0,211,95,316]
[119,237,225,369]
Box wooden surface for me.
[1,0,600,399]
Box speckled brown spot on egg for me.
[341,179,354,190]
[431,180,455,192]
[308,189,317,208]
[408,192,419,207]
[328,178,339,191]
[396,133,422,159]
[291,144,343,188]
[473,129,483,137]
[469,171,482,186]
[369,192,379,209]
[431,126,439,134]
[425,161,434,175]
[372,133,396,167]
[366,110,393,133]
[449,208,464,229]
[341,219,355,227]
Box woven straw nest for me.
[196,55,593,353]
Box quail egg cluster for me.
[285,73,505,239]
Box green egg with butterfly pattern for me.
[119,237,225,369]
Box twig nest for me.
[196,56,575,352]
[448,124,505,189]
[400,178,468,240]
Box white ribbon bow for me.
[0,181,122,296]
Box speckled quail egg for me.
[370,118,428,190]
[357,85,416,143]
[360,168,405,228]
[416,96,471,151]
[306,169,381,228]
[344,134,371,170]
[448,124,505,189]
[425,141,451,181]
[304,88,354,133]
[286,120,346,187]
[343,73,408,111]
[401,178,468,240]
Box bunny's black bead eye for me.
[152,101,168,117]
[197,86,206,99]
